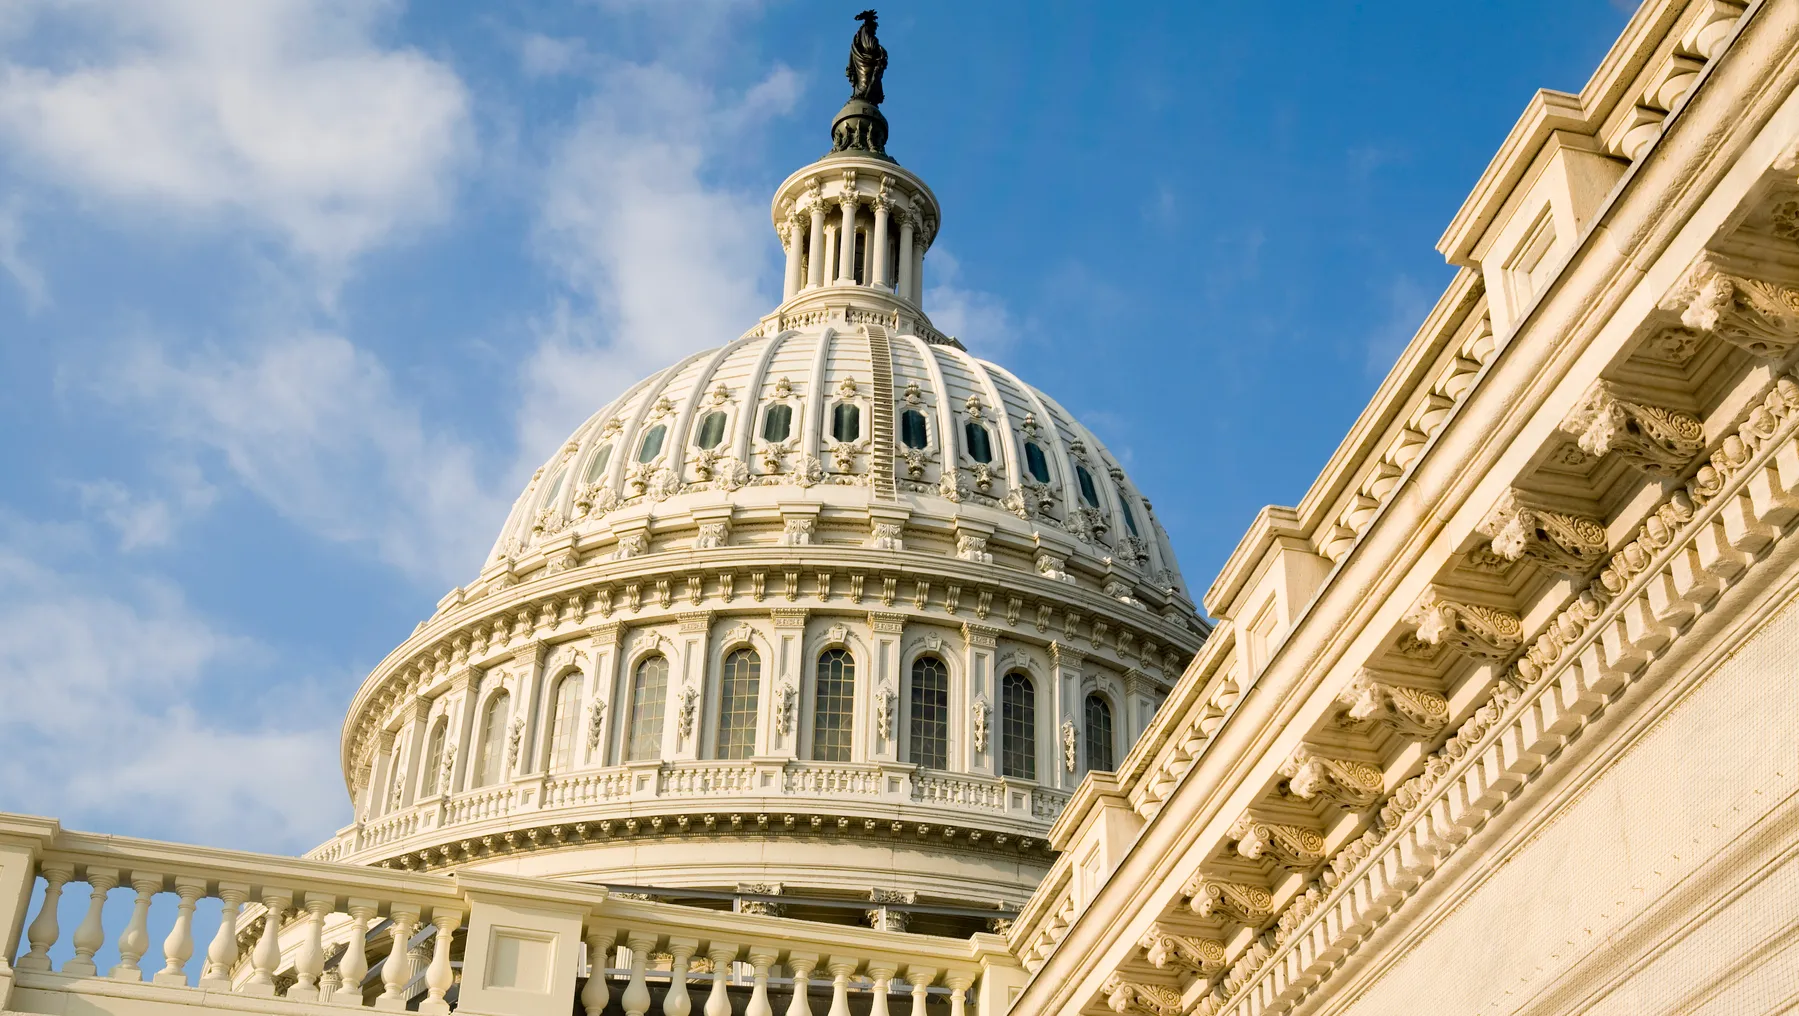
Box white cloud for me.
[517,32,587,78]
[0,196,46,311]
[926,249,1018,357]
[76,460,217,552]
[0,0,470,276]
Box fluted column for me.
[910,234,926,305]
[807,204,827,289]
[896,213,915,301]
[838,194,858,283]
[870,198,890,289]
[783,218,803,300]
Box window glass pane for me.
[638,425,666,462]
[762,404,793,443]
[627,657,668,762]
[964,421,993,463]
[1083,694,1115,773]
[900,410,928,450]
[717,649,762,759]
[695,411,727,449]
[909,656,949,769]
[537,470,565,512]
[813,649,855,762]
[1025,442,1051,483]
[583,444,613,483]
[420,721,445,797]
[1076,465,1099,507]
[1001,673,1036,780]
[1119,495,1141,537]
[831,403,861,443]
[549,675,584,772]
[478,692,510,787]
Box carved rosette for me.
[1103,976,1184,1016]
[1277,746,1384,809]
[1182,877,1274,925]
[1138,924,1226,976]
[1403,589,1522,662]
[1560,381,1704,475]
[1335,671,1450,739]
[1661,254,1799,357]
[1476,490,1609,576]
[1229,817,1326,872]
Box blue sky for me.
[0,0,1631,854]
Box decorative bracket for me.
[1277,746,1384,809]
[1228,816,1326,872]
[1660,253,1799,357]
[1335,671,1450,739]
[1182,876,1274,925]
[1403,588,1522,662]
[1560,381,1705,475]
[1476,489,1609,576]
[1138,924,1226,976]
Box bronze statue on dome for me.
[847,10,887,105]
[831,10,893,158]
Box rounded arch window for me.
[900,409,929,450]
[1083,693,1115,773]
[547,673,584,773]
[813,648,855,762]
[419,719,447,797]
[537,469,566,512]
[694,411,727,450]
[638,425,667,463]
[831,402,861,443]
[1119,494,1142,538]
[909,655,950,770]
[964,421,994,463]
[1024,441,1051,484]
[1001,672,1036,780]
[475,691,510,788]
[716,648,761,759]
[583,444,613,484]
[1076,464,1100,507]
[625,656,668,762]
[762,404,793,443]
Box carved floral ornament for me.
[1139,924,1226,976]
[1559,380,1705,475]
[1475,490,1609,576]
[1102,976,1183,1016]
[1401,588,1522,662]
[1659,253,1799,358]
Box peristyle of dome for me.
[316,43,1205,934]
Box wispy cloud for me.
[1364,273,1433,374]
[76,460,217,552]
[0,195,46,311]
[925,249,1018,357]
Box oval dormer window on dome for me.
[638,425,666,462]
[1024,441,1051,483]
[964,421,994,463]
[1119,494,1142,538]
[694,410,727,450]
[1076,464,1100,507]
[537,469,565,512]
[831,402,861,443]
[900,409,928,449]
[763,404,793,443]
[583,444,613,484]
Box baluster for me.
[18,861,74,972]
[155,877,206,986]
[374,904,419,1010]
[746,949,778,1016]
[287,892,332,999]
[110,874,161,980]
[825,959,856,1016]
[785,952,817,1016]
[580,928,612,1016]
[243,888,292,995]
[866,964,895,1016]
[664,937,697,1016]
[904,968,936,1016]
[65,867,119,976]
[703,943,736,1016]
[200,883,248,989]
[334,899,377,1004]
[420,908,460,1015]
[946,975,971,1016]
[620,933,654,1016]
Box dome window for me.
[1119,494,1142,538]
[909,656,949,770]
[475,692,510,788]
[716,648,762,759]
[900,409,929,449]
[1076,464,1100,507]
[537,469,566,512]
[419,719,447,797]
[813,648,855,762]
[831,402,861,443]
[626,656,668,762]
[1001,672,1037,781]
[762,404,793,443]
[583,444,613,484]
[1024,441,1051,484]
[638,425,666,463]
[1084,693,1115,773]
[964,421,994,463]
[694,410,727,450]
[548,674,583,773]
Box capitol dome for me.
[314,29,1205,935]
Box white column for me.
[838,195,858,283]
[823,226,839,287]
[807,205,827,289]
[782,218,803,300]
[911,234,926,306]
[870,200,890,289]
[895,214,915,301]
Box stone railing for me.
[0,812,1026,1016]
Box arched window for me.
[909,656,949,770]
[1024,442,1051,483]
[694,411,728,449]
[626,656,668,762]
[476,692,510,788]
[537,469,566,512]
[717,649,761,759]
[1076,464,1100,507]
[1084,694,1115,773]
[831,403,861,442]
[813,649,855,762]
[900,409,929,450]
[419,719,446,797]
[638,425,666,462]
[548,674,584,772]
[1119,494,1141,538]
[964,421,994,463]
[1001,673,1036,780]
[762,404,793,443]
[583,444,613,484]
